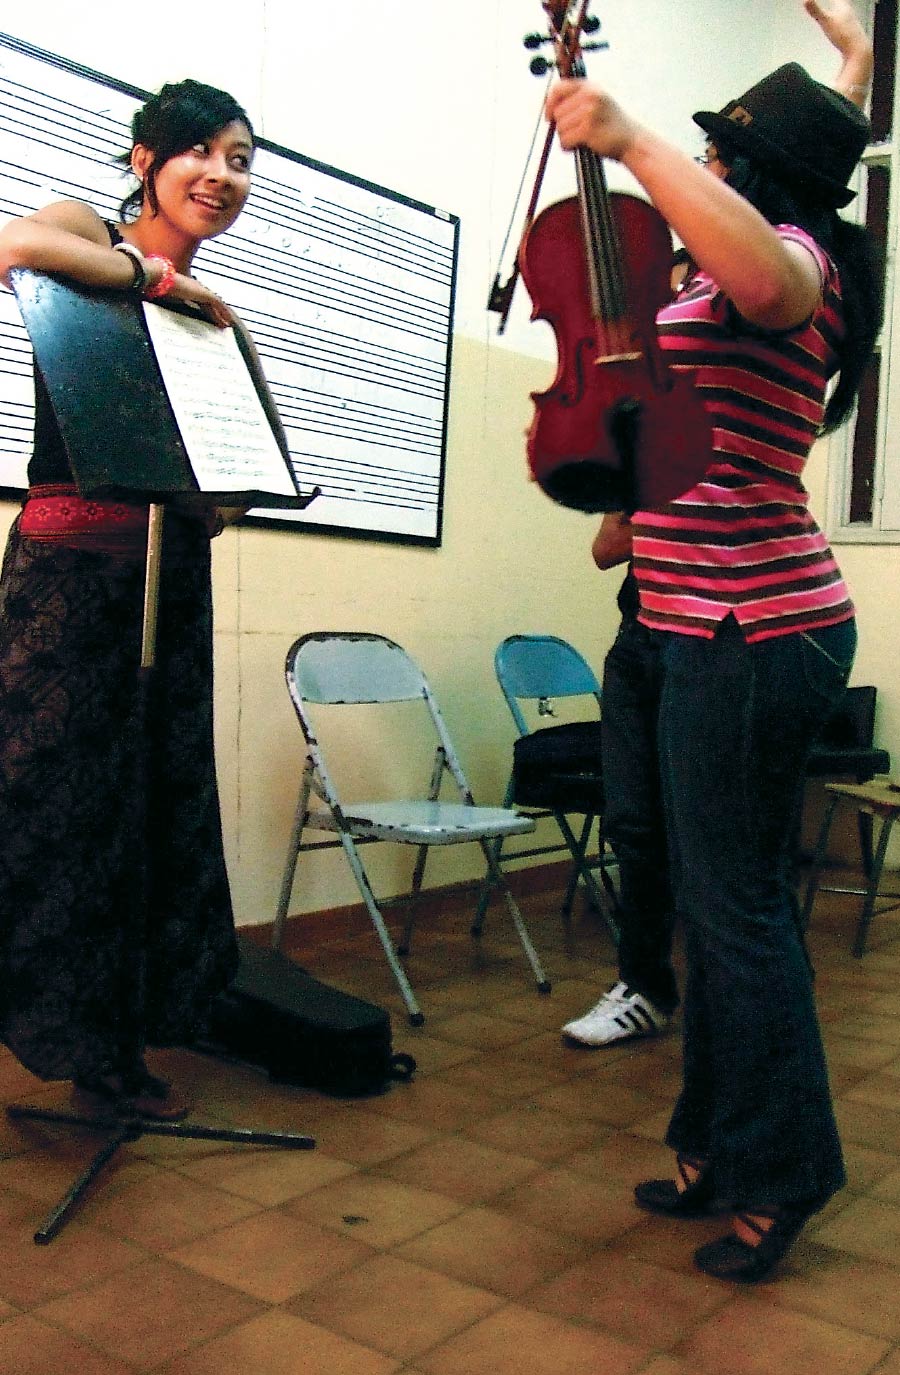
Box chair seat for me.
[306,801,537,844]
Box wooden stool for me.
[801,779,900,956]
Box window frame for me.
[827,0,900,544]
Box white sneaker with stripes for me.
[561,981,669,1046]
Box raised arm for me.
[805,0,873,106]
[545,82,822,332]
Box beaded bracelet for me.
[143,255,178,299]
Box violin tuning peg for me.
[529,55,555,77]
[581,41,610,52]
[583,14,601,33]
[523,31,550,50]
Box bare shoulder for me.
[28,199,111,244]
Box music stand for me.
[5,272,321,1244]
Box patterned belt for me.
[19,484,150,554]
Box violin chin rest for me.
[537,460,631,514]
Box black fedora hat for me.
[693,62,870,208]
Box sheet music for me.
[143,304,296,496]
[0,33,458,543]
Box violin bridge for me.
[594,350,642,365]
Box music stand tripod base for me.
[6,1101,316,1244]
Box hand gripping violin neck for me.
[493,1,713,513]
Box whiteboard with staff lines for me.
[0,32,459,545]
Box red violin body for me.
[520,190,715,513]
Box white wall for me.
[2,2,893,925]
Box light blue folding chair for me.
[475,634,619,940]
[273,632,551,1024]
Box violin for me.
[493,1,713,513]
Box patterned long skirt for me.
[0,514,238,1081]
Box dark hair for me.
[718,145,884,434]
[117,79,254,220]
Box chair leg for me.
[858,809,876,880]
[336,833,424,1025]
[273,769,313,951]
[479,838,551,994]
[800,792,840,932]
[471,834,503,937]
[399,843,430,955]
[853,814,896,957]
[560,814,593,918]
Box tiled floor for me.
[2,871,900,1374]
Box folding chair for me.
[804,685,891,877]
[273,632,550,1025]
[475,634,619,941]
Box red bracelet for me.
[143,255,177,299]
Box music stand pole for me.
[8,502,316,1245]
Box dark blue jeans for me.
[602,614,677,1014]
[653,615,856,1210]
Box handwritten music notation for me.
[0,33,458,542]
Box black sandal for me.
[634,1154,718,1217]
[693,1202,814,1282]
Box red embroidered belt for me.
[19,484,149,554]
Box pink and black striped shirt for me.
[632,225,853,642]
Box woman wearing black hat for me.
[546,14,881,1282]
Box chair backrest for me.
[495,635,602,736]
[288,632,427,705]
[816,684,877,750]
[285,631,474,802]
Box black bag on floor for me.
[512,720,604,813]
[201,936,416,1097]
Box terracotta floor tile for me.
[35,1256,262,1369]
[814,1195,900,1266]
[566,1130,673,1188]
[0,1313,135,1375]
[286,1253,503,1360]
[842,1141,900,1191]
[866,1349,900,1375]
[846,1072,900,1112]
[433,1056,556,1099]
[4,876,900,1374]
[530,1074,656,1125]
[527,1250,728,1347]
[392,1031,479,1075]
[169,1206,372,1302]
[461,1101,601,1162]
[0,1191,143,1308]
[824,1036,900,1072]
[361,1074,500,1130]
[84,1166,261,1247]
[835,1013,900,1046]
[632,1359,694,1375]
[176,1144,357,1203]
[155,1309,399,1375]
[772,1244,900,1340]
[395,1203,589,1297]
[872,1167,900,1203]
[604,1209,728,1277]
[423,1009,537,1050]
[0,1141,160,1204]
[376,1134,542,1204]
[287,1172,464,1247]
[675,1292,888,1375]
[415,1301,646,1375]
[309,1105,438,1165]
[493,1164,643,1243]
